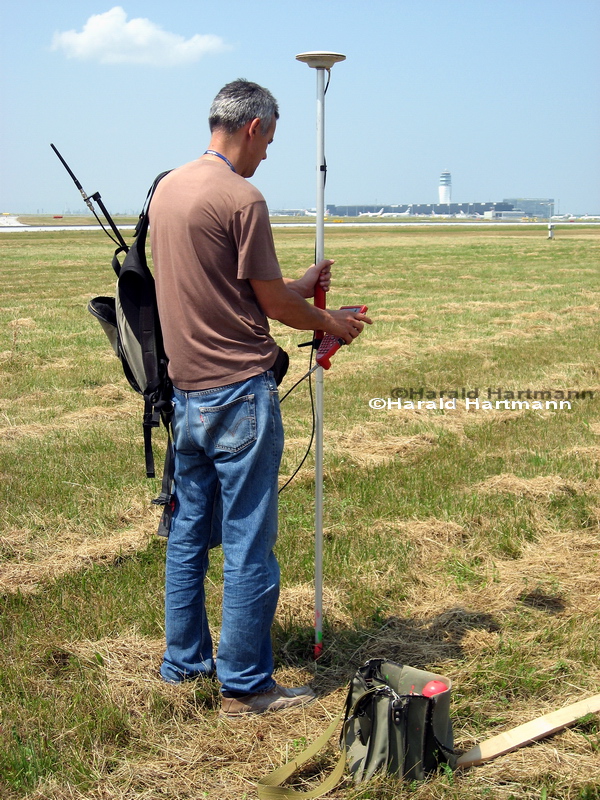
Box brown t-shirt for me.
[150,159,282,390]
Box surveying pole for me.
[296,50,346,659]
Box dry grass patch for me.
[566,444,600,460]
[329,423,437,466]
[0,409,131,441]
[0,382,137,440]
[367,502,599,622]
[277,583,353,629]
[443,522,596,619]
[440,300,535,312]
[67,632,165,694]
[494,526,600,614]
[373,517,466,551]
[44,631,347,800]
[474,473,582,499]
[0,504,155,595]
[376,404,530,439]
[453,731,600,800]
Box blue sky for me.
[1,0,599,215]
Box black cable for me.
[89,205,127,249]
[278,360,317,404]
[278,347,317,494]
[322,74,328,192]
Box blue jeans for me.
[160,371,284,695]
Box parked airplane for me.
[359,208,384,217]
[382,205,413,217]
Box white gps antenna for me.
[296,50,346,659]
[296,51,346,69]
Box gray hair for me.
[209,79,279,136]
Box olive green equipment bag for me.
[257,659,457,799]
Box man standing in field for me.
[149,79,370,716]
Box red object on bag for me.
[422,680,448,697]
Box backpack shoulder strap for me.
[120,168,173,478]
[134,169,172,242]
[111,170,172,277]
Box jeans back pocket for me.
[199,394,256,453]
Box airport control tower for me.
[439,170,452,204]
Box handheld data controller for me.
[316,305,368,369]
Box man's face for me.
[243,116,277,178]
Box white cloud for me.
[51,6,231,66]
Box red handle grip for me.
[314,280,326,341]
[314,283,326,310]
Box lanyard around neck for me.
[203,150,236,173]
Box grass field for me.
[0,224,599,799]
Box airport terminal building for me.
[324,199,554,218]
[325,202,514,217]
[503,199,555,218]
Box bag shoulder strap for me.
[257,679,387,800]
[257,710,345,800]
[134,169,172,243]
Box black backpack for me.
[88,171,175,531]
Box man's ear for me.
[247,118,262,139]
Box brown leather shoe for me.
[219,684,316,717]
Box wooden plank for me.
[457,694,600,769]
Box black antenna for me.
[50,143,129,251]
